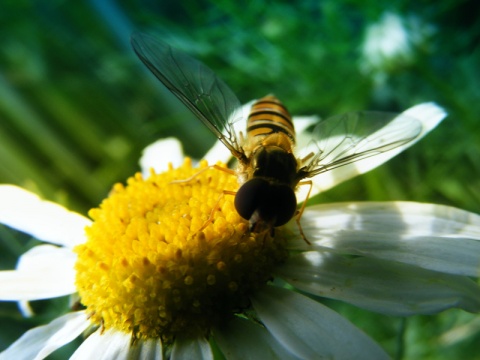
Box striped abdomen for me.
[247,95,295,143]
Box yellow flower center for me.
[74,159,288,343]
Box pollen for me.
[74,158,287,343]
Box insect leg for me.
[295,180,313,245]
[196,190,236,233]
[299,152,315,165]
[170,164,236,184]
[169,164,238,235]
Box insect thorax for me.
[249,144,299,186]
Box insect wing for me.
[300,111,423,176]
[131,32,244,158]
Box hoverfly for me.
[131,33,422,238]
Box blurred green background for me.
[0,1,479,359]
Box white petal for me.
[70,328,131,360]
[0,185,90,247]
[0,245,76,300]
[277,251,480,315]
[203,139,232,165]
[295,102,447,199]
[71,328,163,360]
[214,317,299,359]
[202,101,254,165]
[293,115,320,135]
[251,286,389,360]
[299,201,480,238]
[0,311,89,360]
[171,336,213,360]
[17,300,34,317]
[291,202,480,276]
[140,137,184,177]
[128,338,163,360]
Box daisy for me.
[1,102,480,359]
[359,12,435,82]
[361,12,414,73]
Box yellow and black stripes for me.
[247,95,295,143]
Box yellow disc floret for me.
[74,159,287,343]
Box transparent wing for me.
[299,111,423,177]
[131,32,245,159]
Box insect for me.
[131,33,422,238]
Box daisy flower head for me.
[360,12,436,82]
[361,12,414,73]
[1,98,480,359]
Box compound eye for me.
[272,186,297,226]
[234,178,269,221]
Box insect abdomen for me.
[247,95,295,143]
